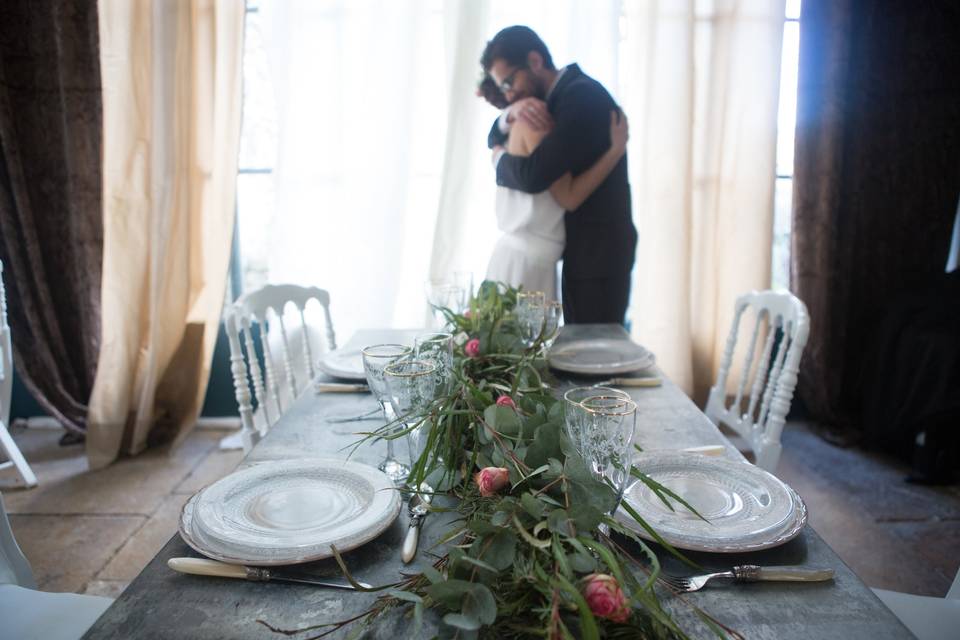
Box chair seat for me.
[873,587,960,640]
[0,584,112,640]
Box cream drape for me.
[88,0,244,468]
[624,0,785,401]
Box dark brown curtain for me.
[792,1,960,437]
[0,1,102,434]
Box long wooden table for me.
[83,328,911,639]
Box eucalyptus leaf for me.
[442,613,481,631]
[459,555,499,574]
[462,583,497,625]
[521,492,545,519]
[479,529,517,571]
[524,421,562,468]
[467,519,501,536]
[426,579,478,609]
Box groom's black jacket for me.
[488,64,636,281]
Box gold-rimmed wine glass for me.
[414,332,454,393]
[516,291,546,347]
[362,343,413,483]
[383,359,440,479]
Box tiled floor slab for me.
[3,426,222,516]
[778,422,960,596]
[97,493,191,581]
[7,513,144,593]
[174,447,243,495]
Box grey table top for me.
[83,327,912,639]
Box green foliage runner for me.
[262,282,734,640]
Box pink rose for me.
[473,467,510,497]
[495,395,516,409]
[465,338,480,358]
[582,574,630,623]
[463,309,472,318]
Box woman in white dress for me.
[485,111,628,300]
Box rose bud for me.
[473,466,510,497]
[582,573,631,623]
[495,395,517,409]
[465,338,481,357]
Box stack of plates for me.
[179,459,401,565]
[548,339,655,375]
[317,348,366,380]
[616,453,807,553]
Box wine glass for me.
[424,280,463,329]
[383,359,440,477]
[362,344,413,482]
[414,332,454,393]
[562,386,631,455]
[516,291,546,347]
[452,271,474,313]
[573,395,638,533]
[543,301,563,348]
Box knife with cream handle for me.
[315,382,370,393]
[168,557,371,590]
[597,377,662,387]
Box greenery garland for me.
[262,282,735,640]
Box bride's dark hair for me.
[476,75,508,109]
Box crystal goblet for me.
[362,343,413,483]
[383,359,440,479]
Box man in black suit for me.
[481,26,636,324]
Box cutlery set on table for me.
[171,330,831,596]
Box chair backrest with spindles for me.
[704,290,810,473]
[224,285,336,451]
[0,261,12,429]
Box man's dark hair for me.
[480,25,555,73]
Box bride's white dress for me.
[485,186,565,300]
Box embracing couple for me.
[478,26,637,325]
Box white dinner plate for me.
[318,348,366,380]
[616,452,807,553]
[548,338,656,375]
[179,459,401,566]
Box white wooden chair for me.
[1,493,112,639]
[873,569,960,640]
[0,261,37,488]
[705,290,810,473]
[225,285,336,452]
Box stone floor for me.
[1,423,243,598]
[1,420,958,600]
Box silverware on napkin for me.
[325,407,382,423]
[596,377,662,388]
[167,557,371,590]
[662,565,835,592]
[401,486,433,564]
[315,382,370,393]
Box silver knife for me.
[401,487,433,564]
[167,557,371,590]
[315,382,370,393]
[597,377,662,387]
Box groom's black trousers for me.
[561,270,631,325]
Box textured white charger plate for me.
[548,338,656,375]
[616,453,807,553]
[179,459,401,566]
[318,348,366,380]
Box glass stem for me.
[379,400,395,460]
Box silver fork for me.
[661,565,835,592]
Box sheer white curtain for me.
[622,0,785,399]
[249,0,619,340]
[251,0,784,399]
